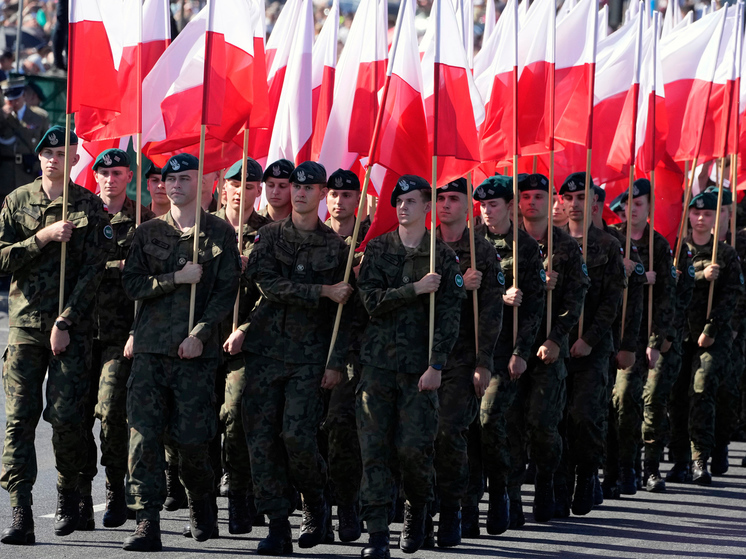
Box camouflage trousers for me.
[322,354,362,507]
[79,341,132,496]
[434,365,478,508]
[612,340,649,466]
[507,355,567,490]
[670,338,729,462]
[242,354,327,519]
[479,361,517,489]
[1,333,92,506]
[715,328,743,448]
[463,416,485,507]
[220,354,252,493]
[357,365,438,534]
[126,354,218,519]
[642,341,683,463]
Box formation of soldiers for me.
[0,127,745,559]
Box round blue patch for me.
[103,225,113,239]
[582,263,588,277]
[455,274,464,288]
[539,269,547,283]
[670,265,677,279]
[635,263,645,275]
[688,265,695,278]
[497,271,506,286]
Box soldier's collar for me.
[435,225,469,248]
[109,197,138,223]
[283,216,326,245]
[393,227,431,256]
[164,209,207,238]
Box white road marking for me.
[40,503,106,518]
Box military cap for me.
[1,77,25,100]
[390,174,431,206]
[609,192,626,214]
[161,153,199,179]
[473,175,513,202]
[328,168,360,191]
[290,161,326,185]
[225,157,263,182]
[25,81,46,103]
[592,184,606,203]
[262,158,295,182]
[689,191,718,211]
[93,148,130,171]
[559,171,593,195]
[436,177,467,196]
[35,125,78,153]
[704,186,733,206]
[142,158,161,178]
[516,173,549,192]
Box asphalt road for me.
[0,312,745,559]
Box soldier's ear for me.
[71,153,80,167]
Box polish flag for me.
[661,0,682,37]
[76,0,170,141]
[317,0,388,173]
[483,0,496,48]
[309,0,339,161]
[662,6,731,163]
[453,0,475,69]
[71,137,123,192]
[142,0,261,172]
[362,0,430,246]
[67,0,121,118]
[267,0,314,164]
[598,4,608,41]
[421,0,483,184]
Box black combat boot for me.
[54,488,81,536]
[163,463,187,511]
[485,486,510,535]
[665,461,692,483]
[619,464,637,495]
[123,518,162,552]
[103,483,128,527]
[338,503,362,542]
[399,502,427,554]
[533,474,555,523]
[710,446,729,476]
[362,530,390,559]
[593,473,604,505]
[1,506,34,545]
[219,472,231,497]
[553,476,571,518]
[188,494,217,542]
[460,505,480,538]
[436,506,461,548]
[257,517,293,556]
[228,490,253,534]
[77,495,95,531]
[571,469,594,516]
[691,459,712,485]
[298,498,329,548]
[644,461,666,492]
[508,494,525,529]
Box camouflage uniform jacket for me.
[242,216,353,371]
[477,223,546,363]
[95,197,155,343]
[684,235,744,341]
[357,229,466,374]
[324,215,370,269]
[565,223,626,348]
[671,241,695,343]
[438,226,505,372]
[122,210,241,359]
[615,222,676,348]
[0,178,112,332]
[530,224,590,358]
[213,207,271,341]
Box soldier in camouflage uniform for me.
[434,178,504,547]
[559,172,626,517]
[0,126,112,545]
[610,180,676,495]
[470,175,546,534]
[120,153,241,551]
[260,158,294,222]
[76,149,156,531]
[213,157,270,535]
[323,168,370,542]
[144,159,169,217]
[515,173,589,522]
[241,161,354,555]
[356,174,464,559]
[667,191,743,486]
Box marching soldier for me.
[121,153,241,551]
[0,126,112,545]
[260,158,294,222]
[435,178,504,546]
[144,159,169,217]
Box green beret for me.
[390,174,431,206]
[161,153,199,179]
[328,169,360,191]
[474,175,513,202]
[610,192,625,213]
[35,125,78,154]
[436,178,467,196]
[263,159,295,182]
[704,186,732,206]
[516,173,549,193]
[559,171,593,195]
[225,158,263,182]
[93,148,130,171]
[689,191,718,211]
[290,161,326,185]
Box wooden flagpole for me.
[467,171,479,354]
[232,129,250,331]
[430,156,438,355]
[188,124,207,331]
[58,113,72,316]
[706,157,726,316]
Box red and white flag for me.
[67,0,121,118]
[309,0,339,161]
[76,0,170,140]
[483,0,496,49]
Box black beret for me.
[559,171,593,195]
[592,184,606,203]
[35,125,78,153]
[517,173,549,192]
[327,169,360,191]
[390,174,431,207]
[632,178,651,198]
[262,159,295,182]
[473,175,513,202]
[161,153,199,179]
[689,191,718,210]
[142,158,161,178]
[704,186,732,206]
[436,178,467,196]
[225,158,263,182]
[290,161,327,185]
[93,148,130,171]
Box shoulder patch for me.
[619,246,624,254]
[632,245,638,253]
[671,265,678,279]
[455,274,464,288]
[539,269,547,283]
[255,233,260,243]
[635,263,645,275]
[455,254,460,263]
[497,271,506,286]
[103,224,113,239]
[496,253,502,262]
[688,265,695,278]
[582,262,588,277]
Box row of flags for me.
[66,0,745,246]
